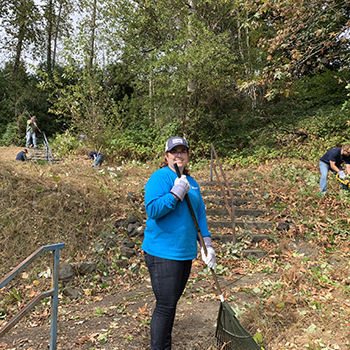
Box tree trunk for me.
[13,26,25,79]
[187,0,195,94]
[89,0,97,70]
[47,0,53,73]
[53,0,64,66]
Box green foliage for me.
[50,131,82,157]
[105,124,161,162]
[0,122,21,146]
[1,0,350,168]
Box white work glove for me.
[338,170,346,180]
[200,236,216,269]
[170,175,190,201]
[174,175,190,188]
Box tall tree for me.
[0,0,42,78]
[42,0,74,73]
[103,0,249,135]
[254,0,350,98]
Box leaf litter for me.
[0,149,350,349]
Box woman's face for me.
[166,146,189,173]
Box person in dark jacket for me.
[319,144,350,193]
[16,149,28,162]
[89,151,104,167]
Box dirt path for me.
[1,266,267,350]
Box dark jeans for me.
[144,253,192,350]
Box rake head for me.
[215,300,261,350]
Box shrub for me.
[50,131,82,157]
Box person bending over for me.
[319,143,350,194]
[89,151,104,167]
[16,149,28,162]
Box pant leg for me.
[26,132,31,147]
[32,132,37,147]
[144,253,192,350]
[319,161,330,193]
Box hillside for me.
[1,147,350,350]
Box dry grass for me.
[0,157,153,274]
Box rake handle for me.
[174,163,223,296]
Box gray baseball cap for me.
[165,136,189,152]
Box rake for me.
[174,163,261,350]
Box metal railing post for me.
[43,133,54,164]
[0,243,65,350]
[50,248,60,350]
[210,143,236,244]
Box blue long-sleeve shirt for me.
[142,166,211,261]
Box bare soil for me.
[1,268,267,350]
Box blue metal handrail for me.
[0,243,65,350]
[43,132,54,164]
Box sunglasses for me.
[169,149,188,155]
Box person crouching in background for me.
[89,151,104,167]
[16,149,28,162]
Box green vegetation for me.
[0,0,349,164]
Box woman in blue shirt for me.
[142,136,215,350]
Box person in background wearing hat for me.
[26,116,38,148]
[142,136,216,350]
[16,149,28,161]
[89,151,104,167]
[319,143,350,194]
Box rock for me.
[136,226,144,237]
[76,262,96,275]
[114,219,125,228]
[277,222,290,231]
[59,262,75,282]
[127,192,137,203]
[120,246,136,258]
[127,223,136,234]
[126,215,138,225]
[116,258,129,268]
[242,249,268,259]
[297,246,319,258]
[63,288,80,299]
[104,233,119,249]
[94,244,104,253]
[120,238,135,249]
